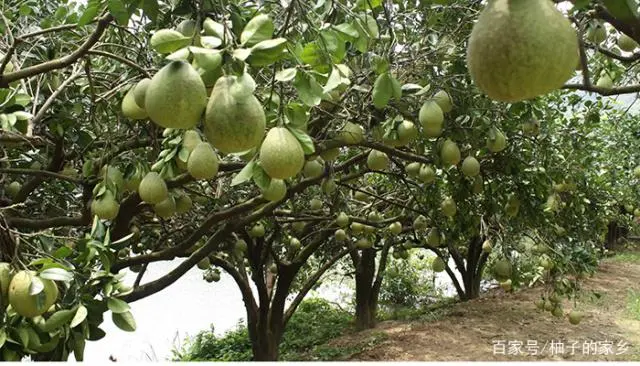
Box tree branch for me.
[0,14,114,88]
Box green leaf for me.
[252,166,271,191]
[111,232,134,245]
[30,277,44,295]
[240,14,274,46]
[70,305,88,328]
[112,311,136,332]
[53,246,73,259]
[354,0,382,9]
[73,331,86,361]
[150,29,191,54]
[107,297,130,314]
[43,309,76,332]
[190,47,222,71]
[372,73,393,109]
[248,38,288,67]
[78,0,100,26]
[333,23,360,39]
[602,0,639,21]
[40,268,74,282]
[285,103,310,129]
[287,127,315,154]
[0,329,6,349]
[17,327,29,347]
[200,36,223,49]
[390,74,402,100]
[140,0,159,22]
[276,68,297,82]
[294,72,324,106]
[108,0,131,25]
[231,160,256,186]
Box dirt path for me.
[333,258,640,361]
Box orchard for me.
[0,0,639,361]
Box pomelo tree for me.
[0,0,639,361]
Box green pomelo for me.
[204,76,266,154]
[366,150,389,171]
[6,181,21,199]
[188,142,219,180]
[335,229,348,241]
[138,172,168,204]
[302,158,324,178]
[132,78,151,109]
[355,238,372,249]
[154,196,177,219]
[9,271,58,318]
[441,197,457,217]
[175,192,193,214]
[320,147,340,161]
[338,122,365,144]
[461,156,480,177]
[145,61,207,129]
[397,120,418,145]
[259,127,305,179]
[487,128,507,152]
[122,87,148,120]
[440,139,461,166]
[466,0,579,102]
[336,212,350,228]
[262,178,287,201]
[494,259,512,281]
[91,190,120,220]
[419,101,444,138]
[419,165,436,184]
[586,23,606,44]
[426,228,440,246]
[405,162,421,178]
[618,33,639,52]
[432,90,453,113]
[432,257,445,272]
[0,262,11,306]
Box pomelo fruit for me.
[321,177,337,194]
[0,262,11,306]
[176,19,197,37]
[355,238,372,249]
[101,165,124,189]
[441,197,457,217]
[426,228,440,246]
[388,221,402,235]
[310,198,323,210]
[482,240,492,253]
[350,222,364,234]
[413,215,428,231]
[461,156,480,177]
[336,212,349,228]
[432,90,453,113]
[197,257,211,270]
[493,259,512,281]
[405,162,421,178]
[302,158,324,178]
[568,310,583,325]
[187,142,219,180]
[175,192,193,214]
[596,74,613,89]
[618,33,639,52]
[6,181,21,199]
[432,257,445,272]
[121,86,148,120]
[366,150,389,171]
[419,164,436,184]
[586,22,606,44]
[91,190,120,220]
[182,130,202,153]
[486,127,507,152]
[250,223,265,237]
[466,0,578,102]
[440,139,461,166]
[138,172,168,204]
[8,271,58,318]
[259,127,305,179]
[261,178,287,201]
[397,120,418,145]
[204,76,266,153]
[145,61,207,129]
[132,78,151,109]
[419,101,444,138]
[154,195,177,219]
[338,122,365,144]
[500,279,512,292]
[335,229,348,241]
[320,147,340,161]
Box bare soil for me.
[331,259,640,361]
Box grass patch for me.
[611,252,640,264]
[626,289,640,320]
[302,331,388,361]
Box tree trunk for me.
[353,248,378,330]
[252,336,280,361]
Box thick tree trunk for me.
[353,248,378,330]
[452,236,487,302]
